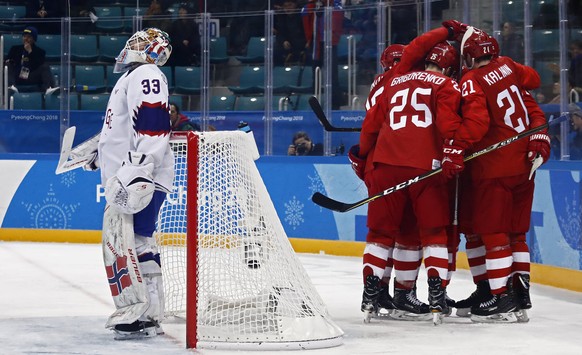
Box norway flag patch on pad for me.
[106,256,132,296]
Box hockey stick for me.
[55,126,99,175]
[312,113,568,212]
[308,96,362,132]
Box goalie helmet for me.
[381,44,405,71]
[114,28,172,73]
[461,27,499,69]
[425,41,459,77]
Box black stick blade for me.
[308,96,361,132]
[311,192,353,212]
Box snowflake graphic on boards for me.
[21,185,80,229]
[284,196,304,230]
[60,170,77,188]
[306,170,325,212]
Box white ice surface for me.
[1,241,581,355]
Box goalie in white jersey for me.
[96,28,174,339]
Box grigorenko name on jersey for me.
[482,63,513,86]
[390,71,446,86]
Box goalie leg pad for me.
[135,234,165,323]
[102,206,150,329]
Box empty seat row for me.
[210,94,313,112]
[10,92,109,111]
[10,91,314,112]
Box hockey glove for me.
[348,144,366,181]
[442,140,466,179]
[527,133,551,164]
[105,152,155,214]
[442,19,469,42]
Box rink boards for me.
[0,155,581,292]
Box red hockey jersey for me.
[453,56,544,179]
[360,26,455,172]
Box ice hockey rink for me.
[1,241,581,355]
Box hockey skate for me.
[427,277,448,325]
[361,275,382,323]
[470,283,518,324]
[391,286,432,321]
[375,283,396,318]
[455,280,490,317]
[113,320,159,340]
[514,273,531,323]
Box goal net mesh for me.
[155,131,342,349]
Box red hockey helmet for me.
[381,44,405,71]
[461,27,499,68]
[425,41,459,77]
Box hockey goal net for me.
[155,131,343,350]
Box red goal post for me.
[155,131,343,350]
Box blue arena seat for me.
[71,35,99,62]
[0,5,26,31]
[2,34,22,57]
[173,66,201,95]
[210,95,236,111]
[74,65,107,93]
[11,92,43,110]
[38,34,62,63]
[80,94,110,111]
[210,37,230,64]
[94,6,125,33]
[234,96,265,111]
[99,35,128,63]
[228,66,264,95]
[235,37,265,64]
[45,94,80,110]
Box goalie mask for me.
[114,28,172,73]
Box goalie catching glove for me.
[527,133,551,164]
[105,152,155,214]
[348,144,366,181]
[442,139,467,179]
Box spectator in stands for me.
[4,26,59,96]
[143,0,172,33]
[567,103,582,160]
[568,40,582,101]
[227,0,266,56]
[167,4,201,67]
[302,0,345,109]
[70,0,97,33]
[533,2,559,29]
[170,102,201,131]
[287,131,323,156]
[274,0,307,66]
[24,0,64,34]
[500,21,524,63]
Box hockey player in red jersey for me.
[441,27,549,323]
[357,24,464,323]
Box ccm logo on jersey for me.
[443,147,463,154]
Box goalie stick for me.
[312,113,569,212]
[308,96,362,132]
[55,126,100,175]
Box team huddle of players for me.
[351,20,549,324]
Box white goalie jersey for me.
[98,63,174,193]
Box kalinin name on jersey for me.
[482,64,513,85]
[390,71,446,86]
